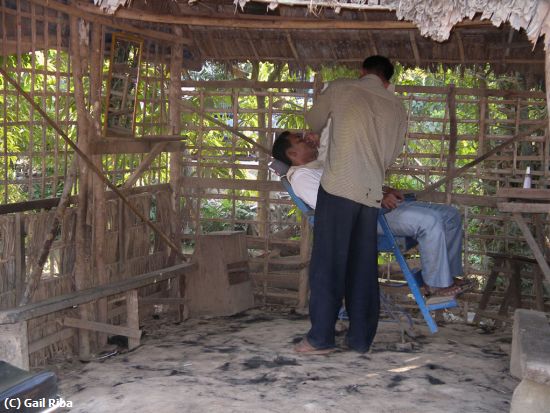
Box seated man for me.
[272,130,471,299]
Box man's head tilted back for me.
[272,131,318,167]
[361,55,394,86]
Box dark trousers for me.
[306,185,380,352]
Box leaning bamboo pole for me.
[0,69,186,262]
[19,160,78,306]
[179,99,271,155]
[420,122,545,194]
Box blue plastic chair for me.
[271,159,457,333]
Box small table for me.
[496,188,550,292]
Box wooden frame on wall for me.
[103,32,143,138]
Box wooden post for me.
[126,289,140,349]
[168,26,184,320]
[70,15,92,358]
[90,22,108,347]
[14,214,25,306]
[445,85,457,204]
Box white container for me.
[523,166,532,189]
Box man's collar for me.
[361,73,385,87]
[287,160,324,179]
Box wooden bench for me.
[473,252,546,326]
[510,309,550,412]
[0,262,196,370]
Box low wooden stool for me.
[474,252,545,326]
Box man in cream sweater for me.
[280,55,408,354]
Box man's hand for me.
[381,188,404,209]
[303,132,320,148]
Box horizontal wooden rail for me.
[0,262,196,324]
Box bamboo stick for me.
[0,68,186,262]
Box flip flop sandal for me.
[294,338,335,355]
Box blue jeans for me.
[307,186,379,352]
[380,202,463,288]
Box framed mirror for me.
[104,33,143,138]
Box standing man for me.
[295,55,407,354]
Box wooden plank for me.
[28,328,74,354]
[180,176,284,192]
[496,188,550,201]
[126,290,140,349]
[0,184,172,215]
[497,203,550,213]
[91,140,184,154]
[0,262,196,324]
[139,297,187,305]
[62,317,141,340]
[181,80,314,89]
[512,213,550,291]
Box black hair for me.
[272,131,293,166]
[362,55,394,82]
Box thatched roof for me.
[6,0,547,81]
[87,0,547,80]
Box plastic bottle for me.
[523,166,532,189]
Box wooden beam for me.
[496,188,550,200]
[512,213,550,291]
[62,317,142,340]
[139,297,187,305]
[181,80,314,89]
[180,176,283,192]
[0,263,196,324]
[409,31,421,67]
[28,328,73,354]
[498,203,550,213]
[368,31,378,56]
[28,0,192,45]
[121,142,168,189]
[91,139,184,154]
[286,32,300,61]
[96,5,492,31]
[456,31,465,64]
[504,26,515,58]
[0,68,186,262]
[245,31,260,60]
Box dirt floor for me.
[53,309,518,413]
